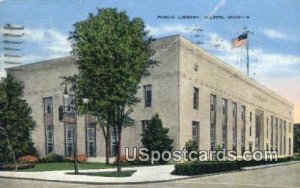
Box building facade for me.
[7,35,294,160]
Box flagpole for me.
[246,33,249,76]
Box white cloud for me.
[262,29,288,39]
[201,32,300,78]
[146,24,191,37]
[24,28,71,54]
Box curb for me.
[0,161,299,185]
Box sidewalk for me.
[0,161,298,184]
[0,165,189,184]
[241,161,300,170]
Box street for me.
[0,163,299,188]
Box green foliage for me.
[184,140,198,160]
[0,75,36,162]
[174,157,294,175]
[68,8,156,169]
[141,114,173,163]
[173,161,240,176]
[39,152,64,163]
[0,162,35,171]
[68,8,156,116]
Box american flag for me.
[232,33,248,48]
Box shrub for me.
[65,154,88,163]
[113,155,131,165]
[141,114,173,164]
[184,140,198,160]
[78,154,87,163]
[0,163,35,171]
[173,161,240,176]
[237,156,293,168]
[39,152,64,163]
[18,155,38,163]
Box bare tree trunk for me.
[117,125,122,173]
[105,128,111,165]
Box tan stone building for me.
[7,35,294,160]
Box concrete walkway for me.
[0,161,298,184]
[0,165,189,184]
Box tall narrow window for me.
[266,117,269,139]
[241,105,246,154]
[64,94,75,113]
[232,102,237,151]
[283,121,286,155]
[193,87,199,109]
[144,85,152,107]
[249,141,253,152]
[279,119,282,155]
[111,127,119,157]
[289,138,291,156]
[250,111,252,122]
[87,123,96,157]
[46,125,54,154]
[222,99,228,149]
[275,118,278,151]
[65,124,74,157]
[192,121,200,149]
[210,95,217,150]
[44,97,54,155]
[271,116,274,150]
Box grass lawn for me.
[68,170,136,177]
[21,162,114,172]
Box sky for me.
[0,0,299,122]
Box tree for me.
[184,140,198,160]
[141,114,173,163]
[0,75,36,169]
[68,8,155,172]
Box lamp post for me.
[62,85,89,175]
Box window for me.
[64,94,75,113]
[65,124,74,157]
[46,124,54,154]
[271,116,274,150]
[144,85,152,107]
[289,123,291,133]
[192,121,200,149]
[232,102,237,151]
[283,121,286,155]
[279,119,283,155]
[289,138,291,156]
[241,106,246,153]
[249,126,252,136]
[111,127,119,157]
[275,118,278,151]
[222,99,228,149]
[44,97,54,155]
[249,141,253,152]
[193,87,199,109]
[250,111,252,122]
[44,97,53,114]
[210,95,216,150]
[141,120,150,132]
[266,117,269,139]
[87,123,96,157]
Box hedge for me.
[237,156,293,168]
[173,157,294,176]
[0,163,35,171]
[173,161,240,176]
